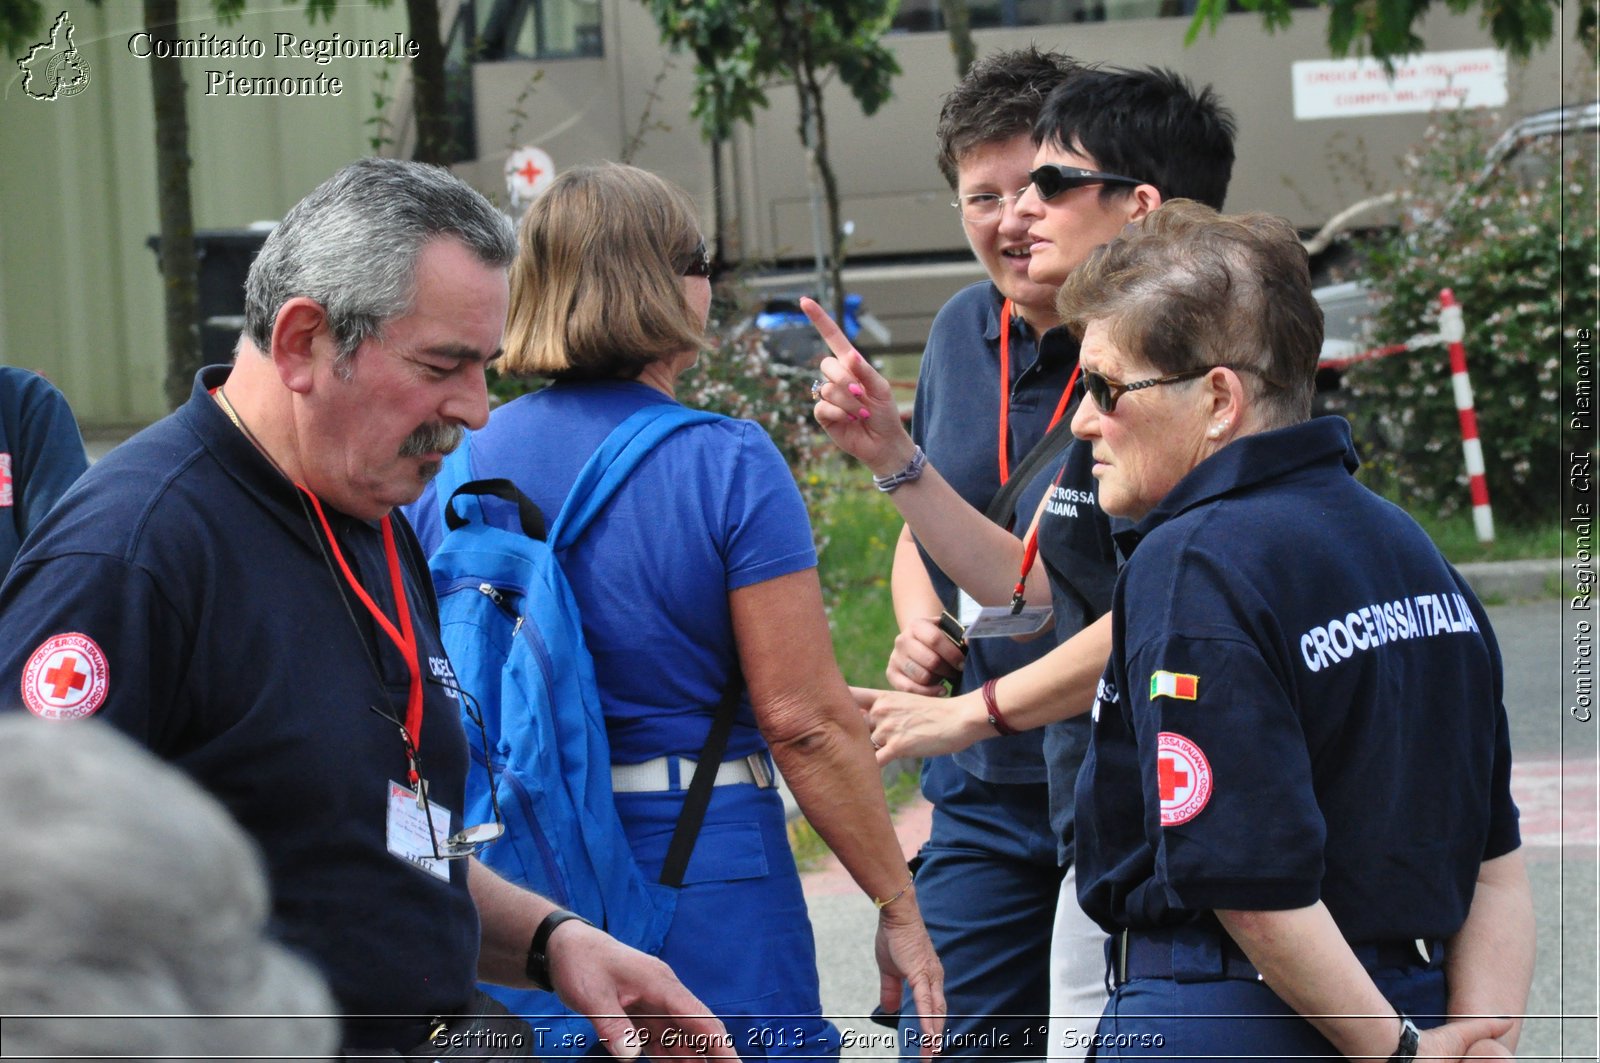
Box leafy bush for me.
[1329,108,1596,527]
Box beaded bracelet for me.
[872,446,926,493]
[982,678,1019,737]
[873,874,916,910]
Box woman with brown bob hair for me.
[411,162,944,1059]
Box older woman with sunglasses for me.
[810,200,1531,1060]
[410,163,943,1060]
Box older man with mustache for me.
[0,159,736,1061]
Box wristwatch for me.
[1386,1014,1420,1063]
[524,909,594,990]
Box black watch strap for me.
[524,909,593,990]
[1386,1014,1420,1063]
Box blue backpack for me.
[426,404,737,1046]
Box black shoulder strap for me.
[658,670,745,889]
[984,405,1078,526]
[445,478,547,540]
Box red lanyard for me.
[997,299,1083,485]
[301,488,426,784]
[1010,461,1071,611]
[997,299,1083,609]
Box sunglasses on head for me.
[681,239,712,278]
[1028,164,1145,202]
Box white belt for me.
[611,752,775,794]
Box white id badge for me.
[957,589,982,627]
[386,780,452,882]
[963,604,1054,640]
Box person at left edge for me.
[0,365,88,575]
[0,158,735,1061]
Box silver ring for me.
[810,379,824,400]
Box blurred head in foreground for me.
[0,715,336,1062]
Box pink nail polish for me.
[857,408,871,421]
[848,383,865,398]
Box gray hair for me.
[0,716,336,1061]
[243,157,516,374]
[1056,200,1322,428]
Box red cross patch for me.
[1156,731,1212,826]
[21,633,109,720]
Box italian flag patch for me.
[1149,671,1199,701]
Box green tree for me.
[643,0,900,321]
[400,0,452,164]
[1186,0,1593,66]
[1326,110,1595,526]
[938,0,975,77]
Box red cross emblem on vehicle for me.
[21,632,109,720]
[1156,732,1212,826]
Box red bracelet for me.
[981,678,1019,736]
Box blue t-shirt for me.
[0,366,88,575]
[1075,418,1521,943]
[911,283,1081,784]
[0,368,480,1046]
[409,380,817,764]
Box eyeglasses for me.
[681,239,712,278]
[1028,164,1145,202]
[951,188,1029,223]
[409,679,506,861]
[1082,366,1215,414]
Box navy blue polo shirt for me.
[911,282,1081,783]
[1013,434,1123,863]
[0,366,87,575]
[0,368,481,1045]
[1075,418,1520,943]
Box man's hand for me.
[547,920,738,1061]
[886,615,965,696]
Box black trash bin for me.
[145,227,273,367]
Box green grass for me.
[808,463,904,688]
[1400,508,1560,565]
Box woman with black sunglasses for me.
[810,200,1530,1061]
[407,162,944,1061]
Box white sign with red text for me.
[1292,49,1506,121]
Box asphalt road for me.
[801,598,1600,1060]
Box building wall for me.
[2,1,1590,428]
[1,2,414,429]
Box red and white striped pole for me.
[1439,289,1495,544]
